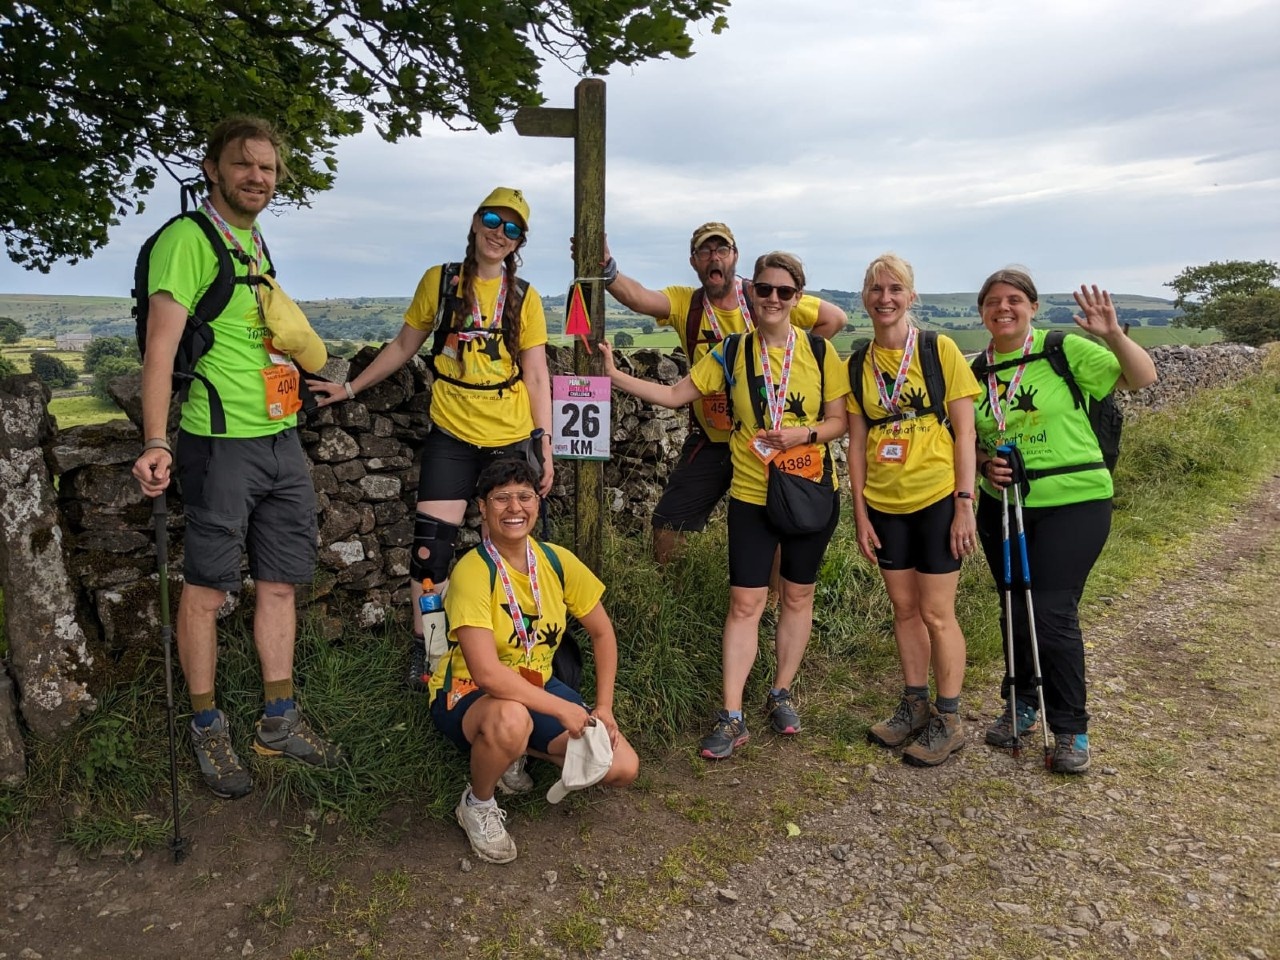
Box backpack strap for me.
[718,332,743,430]
[428,263,528,393]
[850,330,950,436]
[480,539,566,592]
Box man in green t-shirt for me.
[602,222,847,565]
[131,116,341,799]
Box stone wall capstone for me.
[0,341,1267,756]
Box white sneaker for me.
[496,756,534,795]
[455,787,517,864]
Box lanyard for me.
[702,277,754,343]
[482,536,542,662]
[757,327,796,430]
[200,199,265,273]
[870,327,918,435]
[985,330,1037,435]
[458,269,508,341]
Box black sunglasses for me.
[752,282,798,301]
[480,209,525,241]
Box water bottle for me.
[418,579,449,676]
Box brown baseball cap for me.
[690,221,736,252]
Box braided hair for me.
[454,231,525,365]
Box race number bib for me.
[772,443,824,481]
[701,393,732,431]
[260,359,302,421]
[875,436,909,464]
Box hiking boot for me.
[406,638,429,694]
[699,711,750,760]
[1052,733,1091,774]
[902,710,965,767]
[496,756,534,796]
[253,708,344,768]
[190,711,253,799]
[455,787,517,864]
[867,692,930,748]
[764,689,802,735]
[985,702,1039,748]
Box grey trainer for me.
[190,711,253,799]
[1052,733,1091,774]
[868,692,930,748]
[985,702,1039,748]
[764,688,802,735]
[902,710,965,767]
[496,756,534,795]
[252,708,343,767]
[455,787,517,864]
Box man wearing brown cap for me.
[602,223,847,564]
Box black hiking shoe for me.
[985,702,1039,748]
[406,638,429,694]
[764,689,802,735]
[868,692,931,748]
[253,708,344,768]
[190,711,253,799]
[1051,733,1091,774]
[699,711,750,760]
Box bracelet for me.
[955,490,974,500]
[601,256,619,286]
[142,437,172,454]
[343,382,356,400]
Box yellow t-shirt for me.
[846,333,980,513]
[405,265,548,446]
[659,285,822,442]
[429,542,605,700]
[690,330,851,505]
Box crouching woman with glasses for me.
[601,251,850,761]
[429,459,639,864]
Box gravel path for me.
[4,478,1278,960]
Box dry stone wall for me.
[0,341,1266,771]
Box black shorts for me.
[726,493,840,588]
[651,431,733,533]
[417,427,537,502]
[175,429,318,591]
[867,493,962,575]
[430,677,587,754]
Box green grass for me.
[3,363,1280,851]
[48,394,126,427]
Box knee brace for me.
[411,512,460,584]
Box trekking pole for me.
[999,444,1053,769]
[998,451,1020,760]
[152,493,189,863]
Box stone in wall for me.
[0,375,96,738]
[0,669,23,785]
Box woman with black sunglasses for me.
[601,251,850,761]
[313,187,554,709]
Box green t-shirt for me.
[148,215,294,437]
[973,328,1121,507]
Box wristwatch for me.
[807,428,817,445]
[954,490,974,500]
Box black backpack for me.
[428,262,530,395]
[847,329,953,439]
[970,329,1122,477]
[133,186,275,436]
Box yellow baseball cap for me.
[478,187,530,229]
[690,221,735,252]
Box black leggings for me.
[976,493,1112,735]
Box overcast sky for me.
[3,0,1277,303]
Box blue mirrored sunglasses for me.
[480,209,525,241]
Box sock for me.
[935,695,960,714]
[769,687,787,699]
[466,788,496,808]
[191,690,216,714]
[726,710,744,721]
[905,685,929,700]
[412,632,424,646]
[263,678,295,718]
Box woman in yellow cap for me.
[313,188,553,720]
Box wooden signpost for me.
[514,79,607,571]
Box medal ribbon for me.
[870,327,919,433]
[701,277,754,343]
[200,198,265,273]
[482,536,542,662]
[985,330,1036,435]
[458,269,508,343]
[757,327,796,430]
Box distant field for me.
[49,395,126,429]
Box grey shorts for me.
[176,429,318,591]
